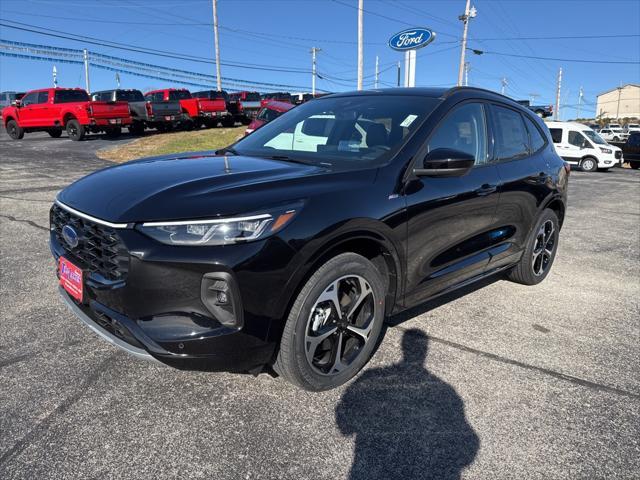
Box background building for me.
[596,84,640,119]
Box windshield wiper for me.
[216,147,239,155]
[265,155,332,167]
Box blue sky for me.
[1,0,639,119]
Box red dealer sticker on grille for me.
[59,257,83,302]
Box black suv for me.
[51,87,568,391]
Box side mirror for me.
[414,148,476,177]
[13,99,21,107]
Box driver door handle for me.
[474,184,497,196]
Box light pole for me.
[311,47,321,95]
[212,0,222,91]
[83,49,90,93]
[357,0,364,90]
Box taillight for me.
[146,101,152,116]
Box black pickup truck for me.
[92,89,183,134]
[622,132,640,169]
[516,100,553,118]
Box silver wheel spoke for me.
[346,277,372,320]
[305,326,337,365]
[329,331,345,374]
[316,280,342,319]
[346,321,373,342]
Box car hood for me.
[57,152,375,223]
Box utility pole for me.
[615,85,622,120]
[212,0,222,91]
[457,0,476,86]
[397,61,401,87]
[374,55,379,89]
[555,67,562,121]
[464,62,470,86]
[577,86,583,119]
[83,49,90,93]
[311,47,321,95]
[500,77,508,95]
[357,0,364,90]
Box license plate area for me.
[59,256,83,302]
[109,118,122,124]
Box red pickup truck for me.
[2,88,131,141]
[145,88,228,129]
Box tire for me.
[182,114,194,131]
[6,119,24,140]
[47,128,63,138]
[156,123,167,133]
[104,127,122,138]
[128,122,145,135]
[65,118,85,141]
[508,209,560,286]
[222,117,235,128]
[241,117,251,126]
[613,136,619,142]
[274,253,386,391]
[580,157,598,172]
[630,161,640,169]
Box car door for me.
[16,91,40,127]
[403,101,501,307]
[32,91,53,126]
[489,105,552,270]
[562,130,592,163]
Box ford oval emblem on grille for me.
[62,225,79,248]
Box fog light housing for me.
[200,273,243,328]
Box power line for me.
[468,47,640,64]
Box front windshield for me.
[583,130,607,145]
[233,95,440,168]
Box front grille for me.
[615,150,622,159]
[50,203,129,281]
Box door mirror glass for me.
[414,148,475,177]
[13,99,21,107]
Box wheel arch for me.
[271,228,403,342]
[62,112,77,126]
[4,115,16,127]
[543,196,566,228]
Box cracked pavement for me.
[1,131,639,479]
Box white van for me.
[545,121,622,172]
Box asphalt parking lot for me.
[1,132,639,479]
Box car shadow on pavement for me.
[335,329,480,480]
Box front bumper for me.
[50,221,282,372]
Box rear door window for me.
[491,105,529,161]
[54,90,90,103]
[549,128,563,144]
[37,91,49,104]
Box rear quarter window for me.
[524,116,547,152]
[549,128,563,144]
[491,105,529,160]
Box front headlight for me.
[600,147,612,154]
[137,203,302,246]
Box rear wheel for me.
[580,157,598,172]
[222,116,235,128]
[508,209,560,286]
[65,119,85,141]
[241,117,252,126]
[182,114,194,131]
[6,120,24,139]
[47,128,63,138]
[128,122,145,135]
[274,253,386,391]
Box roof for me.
[597,84,640,97]
[263,100,295,112]
[325,86,517,103]
[545,121,593,129]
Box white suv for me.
[625,123,640,133]
[597,128,628,142]
[546,121,622,172]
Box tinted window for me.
[427,103,488,166]
[492,105,529,160]
[568,131,588,148]
[549,128,563,144]
[145,92,164,102]
[20,92,39,106]
[245,92,260,101]
[629,133,640,146]
[168,90,192,101]
[54,90,89,103]
[257,107,283,122]
[234,95,439,169]
[524,116,546,152]
[116,90,144,102]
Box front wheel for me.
[66,119,85,141]
[6,120,24,140]
[274,253,386,391]
[581,157,598,172]
[508,209,560,286]
[612,136,619,142]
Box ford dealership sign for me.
[388,28,435,51]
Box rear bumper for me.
[200,110,230,118]
[89,117,132,127]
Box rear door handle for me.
[474,184,497,196]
